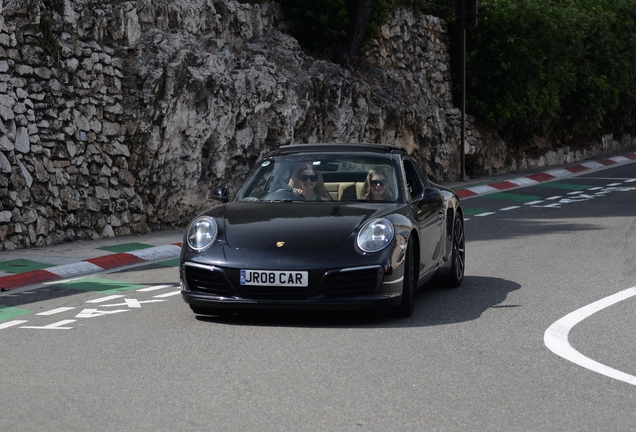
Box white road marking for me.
[565,194,595,201]
[21,320,76,330]
[137,284,175,292]
[0,320,28,329]
[37,307,75,316]
[559,197,588,203]
[43,276,85,285]
[75,308,128,318]
[544,285,636,386]
[87,295,126,303]
[533,203,561,208]
[0,282,183,331]
[474,212,496,217]
[125,298,142,308]
[466,179,635,222]
[101,299,165,307]
[153,291,182,298]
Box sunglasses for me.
[298,174,318,182]
[370,179,387,187]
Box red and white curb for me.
[0,243,182,292]
[455,152,636,199]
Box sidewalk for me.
[0,230,184,292]
[446,151,636,198]
[1,149,635,292]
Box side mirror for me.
[420,187,443,204]
[211,185,230,203]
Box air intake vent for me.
[324,268,381,298]
[184,265,235,297]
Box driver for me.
[291,164,330,201]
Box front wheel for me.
[444,215,465,288]
[394,237,415,318]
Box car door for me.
[403,158,445,279]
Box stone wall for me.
[1,0,139,248]
[0,0,634,250]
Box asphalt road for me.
[0,163,635,431]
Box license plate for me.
[240,270,308,287]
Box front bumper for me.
[181,290,402,311]
[180,261,404,311]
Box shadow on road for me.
[194,275,521,328]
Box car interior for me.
[237,157,401,202]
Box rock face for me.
[0,0,633,250]
[126,2,466,227]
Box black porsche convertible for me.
[180,143,465,317]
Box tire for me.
[394,237,415,318]
[445,215,465,288]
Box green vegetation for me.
[280,0,636,146]
[278,0,351,52]
[279,0,395,53]
[462,0,636,145]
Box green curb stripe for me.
[0,259,53,274]
[0,305,32,323]
[53,277,146,294]
[539,182,591,191]
[463,207,489,216]
[156,258,180,268]
[483,192,544,203]
[97,243,154,253]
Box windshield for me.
[235,153,403,203]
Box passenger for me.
[361,167,395,201]
[291,163,330,201]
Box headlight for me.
[186,216,218,252]
[357,218,394,253]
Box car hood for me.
[219,202,384,251]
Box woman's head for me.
[291,163,332,200]
[363,167,394,201]
[292,164,318,191]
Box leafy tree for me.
[334,0,374,71]
[560,0,636,136]
[466,0,636,143]
[281,0,636,144]
[465,0,582,141]
[278,0,350,53]
[280,0,395,69]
